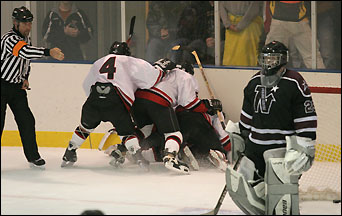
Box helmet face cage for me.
[12,6,33,23]
[109,42,131,56]
[258,52,287,76]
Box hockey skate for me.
[178,145,199,171]
[109,149,125,168]
[61,142,77,167]
[29,157,46,170]
[131,149,150,172]
[207,149,228,172]
[163,149,190,174]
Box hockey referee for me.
[1,6,64,168]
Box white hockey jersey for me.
[135,68,202,109]
[83,54,164,106]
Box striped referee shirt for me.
[1,27,50,84]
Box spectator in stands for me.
[42,1,93,61]
[145,1,189,63]
[219,1,263,67]
[265,1,325,69]
[170,1,224,65]
[317,1,337,69]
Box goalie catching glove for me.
[202,99,222,115]
[153,58,176,76]
[284,135,316,175]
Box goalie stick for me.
[201,154,244,215]
[126,16,136,46]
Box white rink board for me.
[3,62,341,146]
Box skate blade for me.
[137,160,150,172]
[61,160,75,168]
[29,163,46,170]
[165,163,190,175]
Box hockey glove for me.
[284,135,316,175]
[202,99,222,115]
[153,58,176,75]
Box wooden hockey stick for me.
[126,16,136,45]
[202,154,244,215]
[171,45,226,128]
[191,50,226,129]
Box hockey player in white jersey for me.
[61,41,176,167]
[109,61,223,174]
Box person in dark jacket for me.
[42,1,93,61]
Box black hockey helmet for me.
[176,60,194,75]
[109,41,131,56]
[12,6,33,23]
[258,41,288,87]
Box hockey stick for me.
[191,50,226,130]
[126,16,136,45]
[171,45,226,129]
[202,154,244,215]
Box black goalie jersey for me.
[239,69,317,145]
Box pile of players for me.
[60,41,230,174]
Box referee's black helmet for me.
[12,6,33,22]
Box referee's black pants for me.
[1,80,41,162]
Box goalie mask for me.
[258,41,288,87]
[109,41,131,56]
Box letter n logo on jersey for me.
[253,85,276,114]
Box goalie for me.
[225,41,317,215]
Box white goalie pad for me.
[225,121,245,163]
[265,158,300,215]
[226,162,265,215]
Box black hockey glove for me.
[153,58,176,75]
[202,99,222,115]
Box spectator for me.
[265,1,325,69]
[145,1,189,63]
[170,1,224,65]
[317,1,337,69]
[42,1,93,61]
[1,6,64,169]
[219,1,263,66]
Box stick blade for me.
[201,209,216,215]
[172,45,181,50]
[129,16,136,36]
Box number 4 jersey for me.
[239,69,317,145]
[82,54,164,107]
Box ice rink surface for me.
[1,146,341,215]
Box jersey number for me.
[99,57,116,79]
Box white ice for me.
[1,146,341,215]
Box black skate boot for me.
[163,149,190,174]
[29,157,46,169]
[61,142,77,167]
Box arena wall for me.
[2,63,340,149]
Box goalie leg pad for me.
[226,165,265,215]
[265,158,300,215]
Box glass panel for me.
[1,1,340,69]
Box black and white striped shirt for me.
[1,27,49,84]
